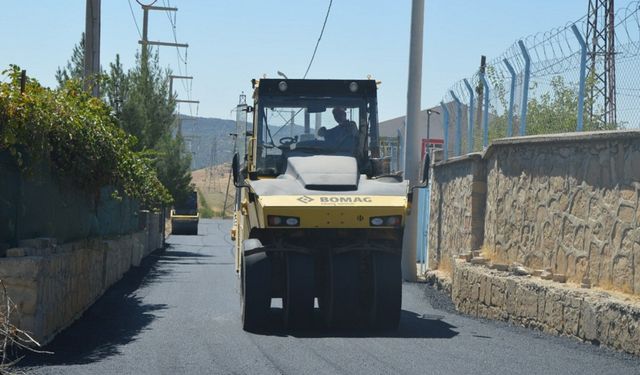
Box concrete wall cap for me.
[484,130,640,159]
[433,152,483,168]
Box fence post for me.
[440,101,450,161]
[20,70,26,94]
[463,79,475,153]
[518,40,531,136]
[572,24,587,132]
[479,72,490,149]
[450,91,462,156]
[503,58,516,138]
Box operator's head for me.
[332,106,347,122]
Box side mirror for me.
[232,153,240,187]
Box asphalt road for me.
[21,219,640,374]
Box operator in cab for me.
[317,107,358,152]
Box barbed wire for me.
[444,1,640,104]
[439,1,640,158]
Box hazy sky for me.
[1,0,634,121]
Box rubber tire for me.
[323,252,360,328]
[241,252,271,332]
[283,253,315,330]
[370,252,402,330]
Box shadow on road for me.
[17,246,184,367]
[249,309,459,339]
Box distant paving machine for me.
[231,79,427,331]
[171,191,199,235]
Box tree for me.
[484,74,617,145]
[155,133,193,205]
[55,33,85,87]
[103,54,129,118]
[56,36,193,204]
[118,49,175,151]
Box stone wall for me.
[427,130,640,356]
[428,153,486,270]
[0,212,163,345]
[484,132,640,294]
[445,260,640,356]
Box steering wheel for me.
[279,136,297,146]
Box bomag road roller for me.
[171,191,199,235]
[231,78,425,331]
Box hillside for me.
[179,114,307,171]
[179,115,239,170]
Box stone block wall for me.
[484,132,640,293]
[449,261,640,356]
[428,153,486,270]
[0,212,163,345]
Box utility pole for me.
[138,4,199,109]
[169,75,199,135]
[426,109,440,148]
[84,0,100,97]
[169,75,200,106]
[475,55,486,145]
[401,0,425,282]
[140,5,189,51]
[586,0,616,126]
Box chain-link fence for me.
[440,1,640,160]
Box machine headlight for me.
[370,217,384,226]
[268,216,281,226]
[278,81,288,92]
[268,215,300,227]
[385,216,402,226]
[370,215,402,227]
[349,81,359,92]
[285,217,299,226]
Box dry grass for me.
[191,164,235,218]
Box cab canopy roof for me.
[254,79,377,99]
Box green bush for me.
[0,65,171,208]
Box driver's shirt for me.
[324,120,358,152]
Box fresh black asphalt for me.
[20,219,640,374]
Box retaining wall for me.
[428,153,486,270]
[485,132,640,293]
[0,211,163,345]
[427,130,640,355]
[445,260,640,356]
[430,131,640,294]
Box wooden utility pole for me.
[475,55,486,145]
[84,0,101,97]
[139,5,189,48]
[169,75,199,105]
[137,4,199,138]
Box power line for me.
[303,0,333,79]
[162,0,193,112]
[135,0,158,6]
[127,0,142,38]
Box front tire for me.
[241,252,271,331]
